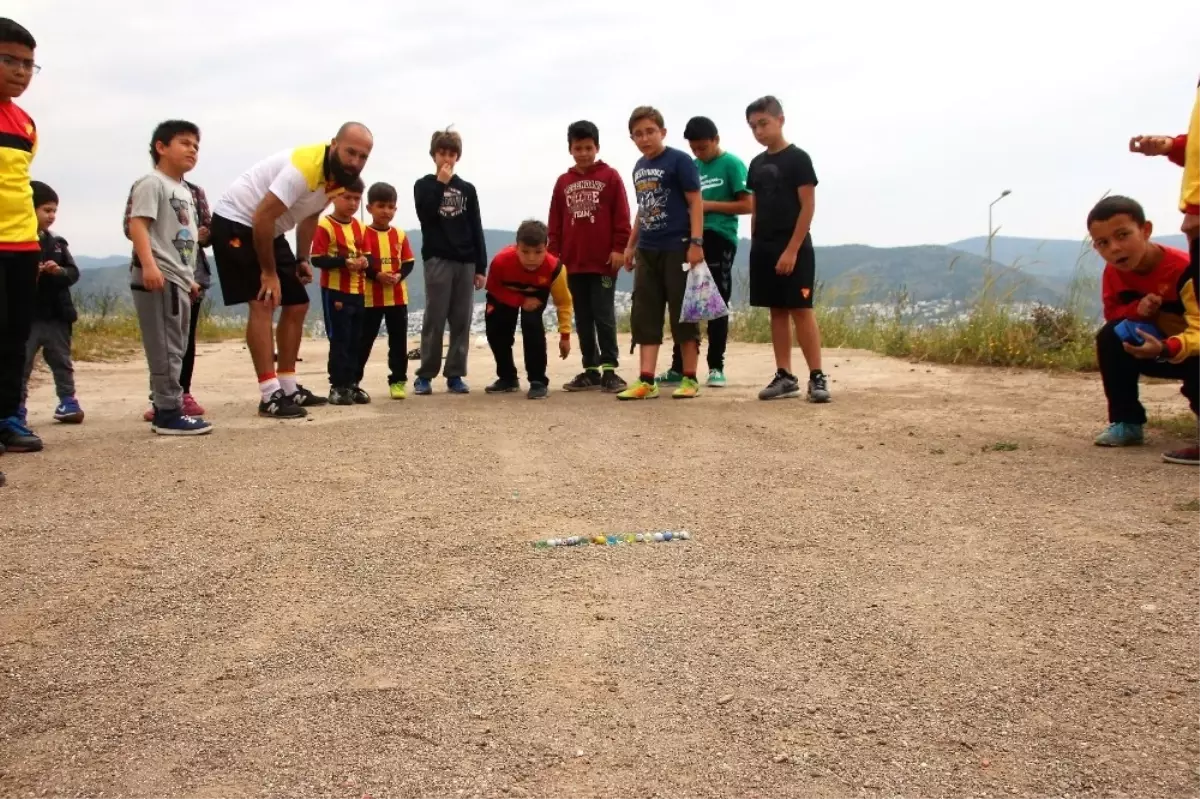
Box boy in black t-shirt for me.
[745,95,830,403]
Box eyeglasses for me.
[0,55,40,75]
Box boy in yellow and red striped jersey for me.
[311,177,372,406]
[357,182,415,399]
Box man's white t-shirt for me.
[212,143,344,237]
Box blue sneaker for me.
[413,377,433,395]
[1094,422,1144,448]
[152,409,214,436]
[16,405,26,425]
[447,377,470,394]
[54,396,85,424]
[0,416,43,452]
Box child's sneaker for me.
[258,389,307,419]
[1093,422,1144,447]
[758,370,801,400]
[563,370,602,392]
[289,384,329,407]
[0,416,42,452]
[808,371,832,403]
[447,377,470,394]
[151,409,213,436]
[351,384,371,404]
[600,370,627,393]
[1162,445,1199,465]
[328,387,354,406]
[181,393,205,417]
[486,378,520,394]
[616,379,659,401]
[53,396,85,423]
[389,382,407,400]
[706,369,727,388]
[527,381,549,400]
[672,376,700,399]
[656,369,683,386]
[413,377,433,395]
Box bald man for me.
[211,123,374,417]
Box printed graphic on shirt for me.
[169,196,192,227]
[174,228,196,266]
[565,179,605,224]
[700,175,726,193]
[633,167,670,233]
[440,187,466,218]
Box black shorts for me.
[748,238,816,309]
[210,214,310,307]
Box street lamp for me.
[987,189,1012,267]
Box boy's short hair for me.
[367,181,397,204]
[1087,195,1146,227]
[430,128,462,157]
[683,116,719,141]
[568,120,600,147]
[30,180,57,208]
[343,177,365,195]
[516,219,549,248]
[745,95,784,119]
[0,18,36,48]
[628,106,665,133]
[149,119,200,164]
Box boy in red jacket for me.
[548,120,632,394]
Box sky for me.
[10,0,1198,257]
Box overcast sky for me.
[10,0,1197,257]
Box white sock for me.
[278,372,298,395]
[259,377,281,402]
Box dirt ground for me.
[2,335,1198,799]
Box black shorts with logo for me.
[211,214,310,307]
[748,236,816,310]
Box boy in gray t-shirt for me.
[127,120,213,436]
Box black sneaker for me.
[0,416,43,452]
[527,381,549,400]
[600,370,628,393]
[351,384,371,404]
[289,384,329,407]
[485,378,520,394]
[258,389,307,418]
[328,387,354,406]
[563,370,601,392]
[807,371,831,403]
[758,370,802,401]
[407,347,422,361]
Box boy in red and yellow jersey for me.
[357,182,415,399]
[0,18,43,474]
[311,177,372,406]
[483,220,572,400]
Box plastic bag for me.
[679,262,729,323]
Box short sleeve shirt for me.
[211,143,344,236]
[128,170,198,291]
[632,146,702,251]
[746,145,818,248]
[697,151,749,245]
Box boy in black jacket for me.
[412,128,487,395]
[21,181,83,424]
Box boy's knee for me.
[1095,321,1121,348]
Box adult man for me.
[210,122,373,417]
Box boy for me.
[22,181,83,424]
[311,177,371,405]
[659,116,750,388]
[357,181,415,399]
[413,129,487,395]
[619,106,705,400]
[483,220,572,400]
[1087,196,1197,465]
[548,120,631,394]
[0,17,43,480]
[745,95,830,403]
[128,119,212,436]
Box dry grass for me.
[1148,411,1199,440]
[72,291,243,362]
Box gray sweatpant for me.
[418,256,476,380]
[132,283,190,412]
[22,318,75,401]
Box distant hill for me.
[947,234,1191,281]
[75,231,1078,315]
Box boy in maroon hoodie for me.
[548,120,632,393]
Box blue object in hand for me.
[1114,319,1165,345]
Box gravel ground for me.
[2,335,1198,798]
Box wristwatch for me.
[688,237,704,247]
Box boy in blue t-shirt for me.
[619,106,705,400]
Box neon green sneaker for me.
[389,382,407,400]
[706,369,726,387]
[656,369,683,386]
[672,376,700,399]
[616,379,660,401]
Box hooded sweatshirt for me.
[547,160,632,275]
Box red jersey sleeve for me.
[310,221,331,257]
[400,233,414,262]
